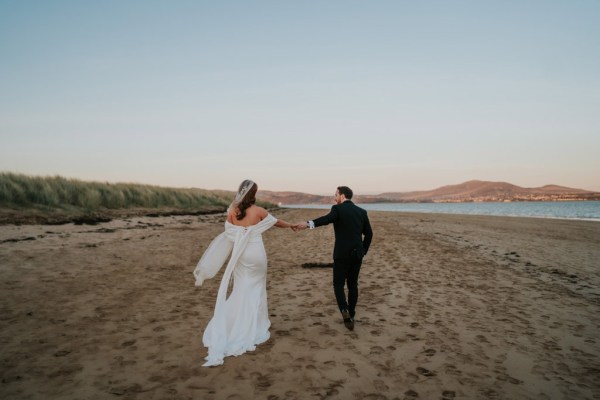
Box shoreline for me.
[282,201,600,222]
[1,209,599,399]
[2,199,599,225]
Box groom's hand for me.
[293,222,308,231]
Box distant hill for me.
[258,191,330,205]
[257,180,600,205]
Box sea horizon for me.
[282,200,600,222]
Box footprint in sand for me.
[373,379,389,391]
[285,391,299,398]
[370,346,385,355]
[442,390,456,399]
[416,367,437,377]
[347,367,359,377]
[321,328,338,336]
[475,334,488,343]
[47,364,84,378]
[109,384,143,396]
[407,334,421,341]
[497,373,523,385]
[249,372,272,390]
[362,394,388,400]
[423,348,436,356]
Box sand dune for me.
[1,209,599,399]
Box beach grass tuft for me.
[0,172,231,211]
[0,172,273,223]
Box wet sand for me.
[1,209,599,399]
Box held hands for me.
[290,222,308,232]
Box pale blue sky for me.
[1,1,599,194]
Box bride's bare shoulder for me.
[253,206,268,217]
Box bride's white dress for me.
[193,214,277,366]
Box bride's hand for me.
[291,222,306,232]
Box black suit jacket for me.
[312,200,373,260]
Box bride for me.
[193,179,295,366]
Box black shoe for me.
[341,309,354,331]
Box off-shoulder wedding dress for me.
[193,214,277,366]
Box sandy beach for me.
[1,208,599,399]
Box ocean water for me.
[283,201,600,221]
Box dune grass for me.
[0,172,233,211]
[0,172,276,223]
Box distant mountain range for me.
[258,180,600,205]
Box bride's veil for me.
[228,179,255,212]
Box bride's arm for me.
[257,207,293,229]
[274,218,293,228]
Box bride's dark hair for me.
[236,180,258,220]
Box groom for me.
[296,186,373,330]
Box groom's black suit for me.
[313,200,373,259]
[312,200,373,317]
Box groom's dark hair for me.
[337,186,353,199]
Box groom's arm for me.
[362,213,373,255]
[309,206,338,229]
[294,206,338,230]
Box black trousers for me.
[333,255,363,316]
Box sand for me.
[1,209,599,399]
